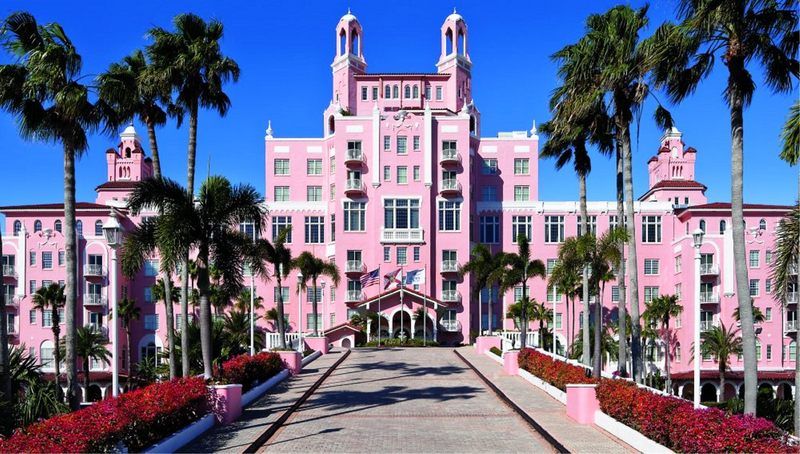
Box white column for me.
[110,247,119,398]
[372,102,381,187]
[249,274,255,356]
[693,243,701,409]
[424,101,433,187]
[411,316,416,339]
[17,227,26,297]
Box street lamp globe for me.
[103,213,123,247]
[692,228,704,248]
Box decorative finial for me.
[460,101,469,115]
[265,120,273,138]
[453,7,457,14]
[347,7,351,14]
[530,120,538,137]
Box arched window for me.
[339,29,346,56]
[76,220,83,237]
[384,85,391,99]
[412,85,419,98]
[404,85,411,99]
[40,340,55,369]
[470,116,476,135]
[445,28,454,55]
[458,29,466,56]
[699,219,706,233]
[392,85,399,99]
[124,147,131,158]
[424,85,431,99]
[759,219,767,230]
[94,220,103,236]
[351,29,359,55]
[675,342,682,362]
[13,220,21,236]
[33,220,42,232]
[54,220,62,233]
[719,220,727,234]
[328,116,335,135]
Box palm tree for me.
[0,227,6,404]
[497,236,546,349]
[150,277,178,378]
[459,244,505,336]
[111,298,140,390]
[234,287,264,314]
[253,227,293,349]
[0,11,102,410]
[59,326,110,402]
[295,252,341,337]
[506,300,535,331]
[652,0,797,414]
[527,298,553,350]
[643,294,683,395]
[31,283,65,397]
[222,309,262,356]
[733,302,766,324]
[699,322,743,404]
[122,176,264,378]
[782,101,800,167]
[548,261,581,355]
[570,323,619,367]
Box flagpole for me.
[377,265,381,347]
[423,266,427,346]
[400,266,404,343]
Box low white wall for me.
[484,350,504,365]
[594,411,674,453]
[302,350,322,366]
[517,368,567,404]
[143,413,215,454]
[241,369,291,407]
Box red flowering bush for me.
[0,377,209,453]
[218,352,283,392]
[517,348,595,391]
[598,379,795,453]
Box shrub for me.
[489,346,502,357]
[517,348,595,391]
[218,352,283,392]
[0,377,208,453]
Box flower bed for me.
[0,377,208,453]
[517,348,595,391]
[597,379,794,452]
[218,352,283,392]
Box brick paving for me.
[263,348,551,453]
[457,347,633,454]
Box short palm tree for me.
[652,0,797,414]
[506,300,535,332]
[0,11,102,409]
[112,298,140,389]
[252,227,294,349]
[699,322,743,404]
[59,326,110,402]
[31,283,65,397]
[733,303,766,325]
[643,294,683,394]
[122,176,264,378]
[527,298,552,350]
[459,244,505,336]
[295,252,341,337]
[497,236,546,349]
[223,309,262,356]
[570,324,619,367]
[234,288,264,314]
[548,261,580,355]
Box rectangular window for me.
[144,314,159,330]
[397,247,407,265]
[306,313,323,331]
[29,251,36,266]
[766,307,772,321]
[304,216,325,244]
[306,159,322,175]
[749,250,760,268]
[306,186,322,202]
[546,259,558,275]
[555,313,563,330]
[644,286,659,302]
[612,286,620,302]
[545,216,565,243]
[513,186,530,201]
[413,166,420,181]
[383,135,391,151]
[372,86,378,100]
[273,286,290,303]
[642,216,662,243]
[749,279,760,297]
[397,136,407,154]
[331,214,336,242]
[438,201,461,232]
[766,278,772,293]
[144,287,153,303]
[330,184,336,199]
[274,186,290,202]
[766,250,773,264]
[435,86,442,100]
[383,166,391,181]
[479,216,500,244]
[272,216,292,243]
[767,344,772,361]
[413,136,420,151]
[383,247,390,262]
[481,159,498,175]
[144,259,158,276]
[644,259,660,275]
[42,252,52,269]
[675,283,682,301]
[29,280,36,294]
[675,256,682,273]
[576,216,597,237]
[513,158,529,175]
[343,201,366,232]
[425,85,431,99]
[413,247,421,262]
[330,156,336,174]
[29,309,36,324]
[305,287,322,303]
[397,166,408,184]
[512,216,532,242]
[546,286,562,302]
[383,199,420,229]
[43,310,53,328]
[274,159,290,175]
[361,86,368,101]
[482,186,498,201]
[58,251,65,266]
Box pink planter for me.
[305,336,330,354]
[475,336,501,355]
[566,384,599,424]
[503,350,519,375]
[278,350,303,375]
[211,384,243,425]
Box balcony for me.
[700,293,720,304]
[439,179,461,196]
[346,290,364,302]
[441,290,461,303]
[381,228,424,244]
[786,320,798,332]
[440,149,461,166]
[344,179,366,196]
[439,319,462,332]
[788,292,799,304]
[83,264,105,277]
[791,264,798,275]
[4,295,20,308]
[346,260,365,274]
[440,260,459,273]
[7,325,17,336]
[2,265,16,279]
[83,294,106,307]
[700,264,719,276]
[86,325,108,337]
[345,148,365,165]
[700,320,718,332]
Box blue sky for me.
[0,0,796,215]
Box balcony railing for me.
[2,265,16,278]
[346,290,364,302]
[788,292,799,304]
[791,264,798,275]
[5,295,20,308]
[346,260,365,273]
[439,179,461,195]
[86,325,108,337]
[441,290,461,303]
[83,294,106,307]
[440,149,461,165]
[345,179,365,194]
[83,264,104,277]
[439,319,462,332]
[345,148,365,164]
[700,320,717,332]
[6,324,17,335]
[787,320,798,332]
[381,228,424,244]
[700,293,719,304]
[440,260,459,273]
[700,264,719,275]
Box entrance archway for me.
[87,384,102,402]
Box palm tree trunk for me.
[187,104,198,195]
[720,363,726,404]
[593,284,602,377]
[579,173,591,366]
[180,260,190,377]
[276,273,287,349]
[0,226,8,405]
[488,295,493,336]
[126,327,132,390]
[728,78,757,415]
[197,253,213,379]
[53,318,62,400]
[63,145,80,410]
[145,119,161,179]
[311,277,319,337]
[521,277,529,349]
[539,319,544,350]
[83,358,89,403]
[616,146,628,376]
[163,276,176,379]
[618,113,643,384]
[564,294,570,354]
[795,165,800,435]
[664,320,671,394]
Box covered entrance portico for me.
[347,287,450,343]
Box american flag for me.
[360,267,380,287]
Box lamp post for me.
[102,213,122,398]
[249,270,255,356]
[692,228,705,408]
[320,282,327,333]
[297,271,304,352]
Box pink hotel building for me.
[1,11,796,402]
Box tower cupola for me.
[438,8,471,68]
[331,9,367,113]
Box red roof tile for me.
[0,202,110,211]
[682,202,794,211]
[670,370,794,381]
[95,181,139,190]
[650,180,707,190]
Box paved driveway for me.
[264,348,551,453]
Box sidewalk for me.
[180,350,346,453]
[456,347,634,454]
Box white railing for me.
[440,260,459,273]
[440,319,461,332]
[346,260,365,273]
[381,228,424,244]
[7,323,17,335]
[700,263,719,275]
[441,290,461,303]
[346,148,364,163]
[2,265,16,278]
[265,332,304,352]
[84,264,104,276]
[440,149,460,164]
[500,331,537,351]
[787,320,798,331]
[346,290,364,302]
[439,179,461,193]
[700,293,719,303]
[5,295,20,307]
[789,292,799,303]
[345,179,365,192]
[700,320,717,332]
[86,325,108,337]
[83,294,106,306]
